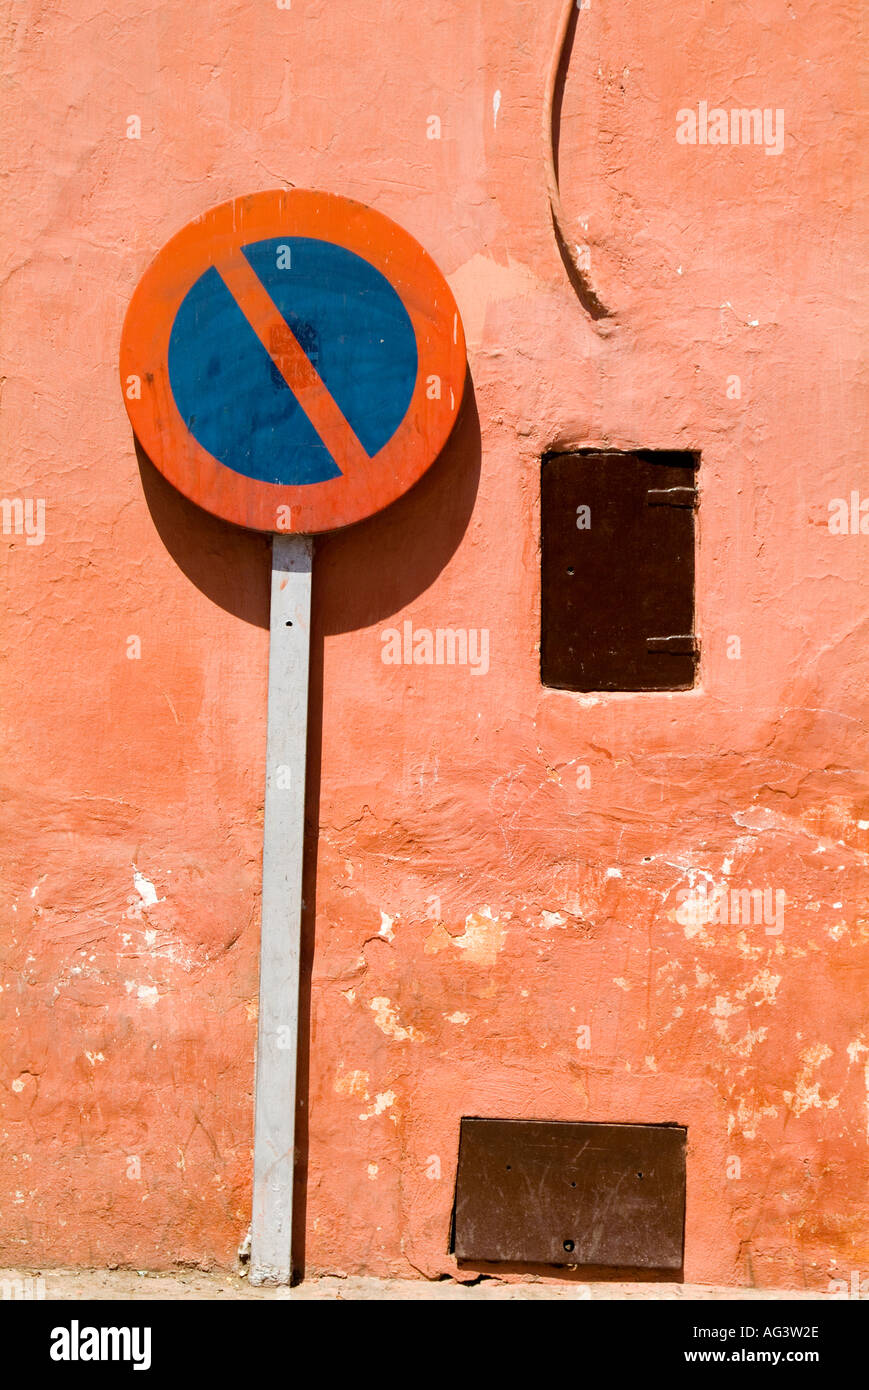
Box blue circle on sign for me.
[167,237,418,486]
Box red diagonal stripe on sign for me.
[215,250,370,477]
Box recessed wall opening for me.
[541,450,699,692]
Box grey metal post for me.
[250,532,313,1284]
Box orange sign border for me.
[120,189,467,534]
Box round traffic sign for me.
[120,189,467,534]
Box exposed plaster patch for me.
[132,867,162,907]
[540,910,565,929]
[707,993,741,1040]
[675,878,727,938]
[453,907,505,965]
[846,1040,869,1141]
[359,1090,396,1122]
[681,915,715,945]
[424,906,506,966]
[444,1011,470,1025]
[741,970,781,1005]
[728,1096,779,1138]
[124,981,159,1007]
[334,1066,370,1100]
[783,1044,840,1117]
[731,1025,769,1057]
[370,997,424,1043]
[378,911,395,943]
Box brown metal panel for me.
[453,1118,686,1270]
[540,450,698,691]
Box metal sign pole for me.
[120,189,466,1288]
[250,532,313,1284]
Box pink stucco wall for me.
[1,0,866,1287]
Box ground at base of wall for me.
[0,1268,830,1301]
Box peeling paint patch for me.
[846,1040,869,1140]
[359,1089,396,1122]
[334,1066,370,1100]
[731,1025,769,1057]
[124,981,159,1007]
[454,907,506,965]
[132,867,161,907]
[738,970,782,1006]
[370,997,424,1042]
[424,906,506,965]
[710,994,739,1039]
[783,1044,840,1117]
[540,910,565,929]
[728,1096,779,1138]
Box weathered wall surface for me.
[1,0,865,1287]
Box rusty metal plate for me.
[541,450,698,691]
[453,1118,686,1270]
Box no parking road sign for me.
[120,188,466,533]
[120,190,467,1286]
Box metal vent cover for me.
[453,1118,687,1270]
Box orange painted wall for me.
[1,1,866,1288]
